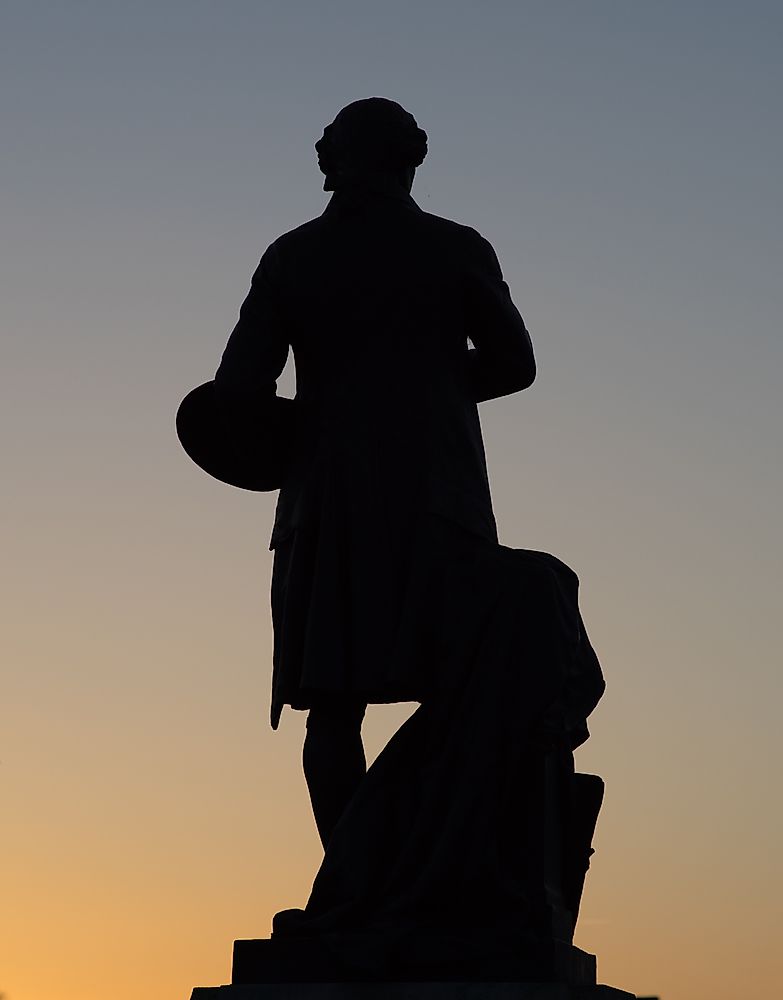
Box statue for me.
[180,98,614,993]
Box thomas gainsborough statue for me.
[180,98,617,992]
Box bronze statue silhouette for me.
[180,98,608,987]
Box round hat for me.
[176,381,297,492]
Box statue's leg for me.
[303,696,368,848]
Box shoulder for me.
[415,210,496,259]
[264,205,496,265]
[278,214,327,241]
[266,216,326,255]
[252,217,328,279]
[417,208,480,240]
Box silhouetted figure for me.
[213,98,538,843]
[188,97,607,982]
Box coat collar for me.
[323,177,422,216]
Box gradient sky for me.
[3,3,782,999]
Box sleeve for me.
[214,241,290,402]
[213,241,291,446]
[463,231,536,403]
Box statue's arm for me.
[213,242,291,433]
[464,233,536,403]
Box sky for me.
[2,2,782,999]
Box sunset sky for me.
[3,3,782,999]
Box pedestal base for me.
[190,984,636,999]
[231,937,597,986]
[189,936,636,998]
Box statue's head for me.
[315,97,428,193]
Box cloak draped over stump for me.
[267,515,606,978]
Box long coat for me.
[214,183,535,728]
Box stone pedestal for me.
[190,936,636,998]
[190,984,636,999]
[190,939,636,998]
[230,937,598,986]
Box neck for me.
[325,168,412,197]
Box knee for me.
[306,698,366,736]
